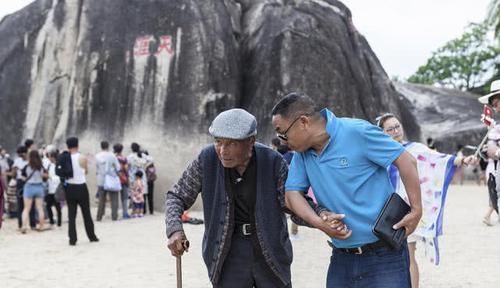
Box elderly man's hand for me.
[316,212,352,240]
[167,231,189,257]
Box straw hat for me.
[478,79,500,105]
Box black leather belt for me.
[234,223,253,236]
[331,240,388,255]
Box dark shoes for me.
[90,236,99,242]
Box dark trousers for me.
[16,180,36,228]
[65,183,97,244]
[45,194,62,226]
[146,181,154,214]
[96,186,119,221]
[217,233,287,288]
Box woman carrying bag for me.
[20,150,49,233]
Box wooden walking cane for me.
[176,240,190,288]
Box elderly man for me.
[271,92,422,288]
[166,108,334,288]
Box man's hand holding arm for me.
[276,159,348,234]
[285,192,351,239]
[392,151,422,236]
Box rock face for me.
[236,0,419,139]
[394,82,486,154]
[0,0,418,150]
[1,0,241,150]
[0,0,426,208]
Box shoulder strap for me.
[24,167,37,182]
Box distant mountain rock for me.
[394,82,486,154]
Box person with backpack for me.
[113,143,130,219]
[20,150,49,233]
[60,137,99,246]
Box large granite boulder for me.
[234,0,419,139]
[0,0,425,208]
[0,0,240,150]
[394,82,486,154]
[0,0,418,150]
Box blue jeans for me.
[327,242,410,288]
[23,183,45,198]
[120,186,129,217]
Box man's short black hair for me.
[113,143,123,154]
[101,141,109,150]
[16,145,28,154]
[66,137,79,149]
[271,92,319,119]
[24,139,34,149]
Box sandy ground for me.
[0,184,499,288]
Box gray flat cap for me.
[209,108,257,140]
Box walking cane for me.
[176,240,190,288]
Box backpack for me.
[145,163,157,182]
[55,151,73,179]
[116,156,129,185]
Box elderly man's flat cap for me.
[209,108,257,140]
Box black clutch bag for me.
[372,193,411,249]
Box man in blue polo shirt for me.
[271,92,422,288]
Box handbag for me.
[104,174,122,191]
[54,183,66,202]
[103,157,122,192]
[372,193,410,249]
[17,167,37,197]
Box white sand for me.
[0,184,499,287]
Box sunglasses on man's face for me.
[276,115,307,141]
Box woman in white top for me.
[127,143,150,194]
[20,150,48,233]
[46,151,62,226]
[377,113,475,288]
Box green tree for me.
[408,22,500,91]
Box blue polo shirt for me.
[285,109,405,248]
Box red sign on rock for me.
[133,35,174,56]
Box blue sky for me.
[0,0,493,78]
